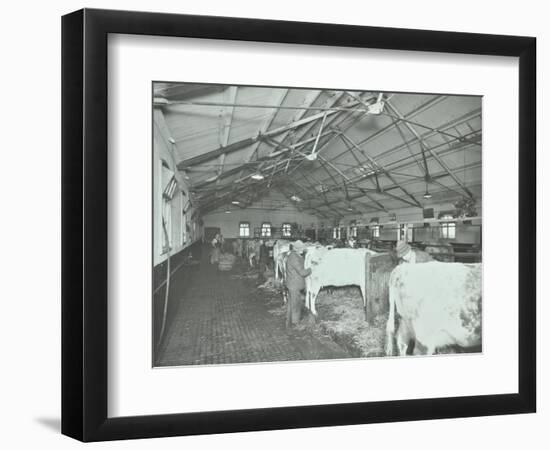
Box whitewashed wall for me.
[202,191,320,238]
[153,109,203,265]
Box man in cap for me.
[285,242,312,328]
[395,240,433,264]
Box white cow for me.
[385,262,482,356]
[246,239,262,268]
[273,240,291,281]
[273,240,319,280]
[304,248,377,315]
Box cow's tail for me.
[385,272,398,356]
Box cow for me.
[385,261,482,356]
[273,240,291,281]
[273,240,319,280]
[304,248,377,316]
[246,239,263,268]
[231,239,241,257]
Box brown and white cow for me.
[385,261,482,356]
[304,248,377,315]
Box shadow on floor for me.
[34,417,61,433]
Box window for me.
[350,226,358,238]
[440,222,456,239]
[332,227,341,239]
[161,198,172,253]
[371,225,380,238]
[239,222,250,238]
[160,165,176,254]
[399,224,414,242]
[439,213,456,239]
[181,211,187,245]
[261,222,272,237]
[181,193,187,245]
[282,223,292,237]
[399,224,406,241]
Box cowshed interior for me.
[153,83,482,366]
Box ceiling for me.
[153,83,482,219]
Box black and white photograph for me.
[1,0,543,447]
[152,83,482,367]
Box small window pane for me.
[261,223,272,237]
[282,223,292,237]
[239,222,250,237]
[440,222,456,239]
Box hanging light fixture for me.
[423,175,432,199]
[423,187,432,199]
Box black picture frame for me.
[62,8,536,442]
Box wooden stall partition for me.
[365,252,397,324]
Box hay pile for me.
[229,270,258,280]
[257,276,284,293]
[218,253,236,271]
[315,287,387,357]
[266,301,286,317]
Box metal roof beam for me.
[316,154,388,212]
[385,100,474,198]
[216,86,238,182]
[307,126,481,198]
[326,94,447,163]
[232,88,290,186]
[177,102,352,169]
[340,133,423,208]
[325,99,478,166]
[382,110,482,147]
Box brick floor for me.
[155,251,351,366]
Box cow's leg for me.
[359,284,368,322]
[423,333,446,355]
[310,288,320,316]
[396,326,408,356]
[304,278,311,311]
[425,345,437,355]
[385,279,398,356]
[396,320,414,356]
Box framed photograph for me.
[62,8,536,442]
